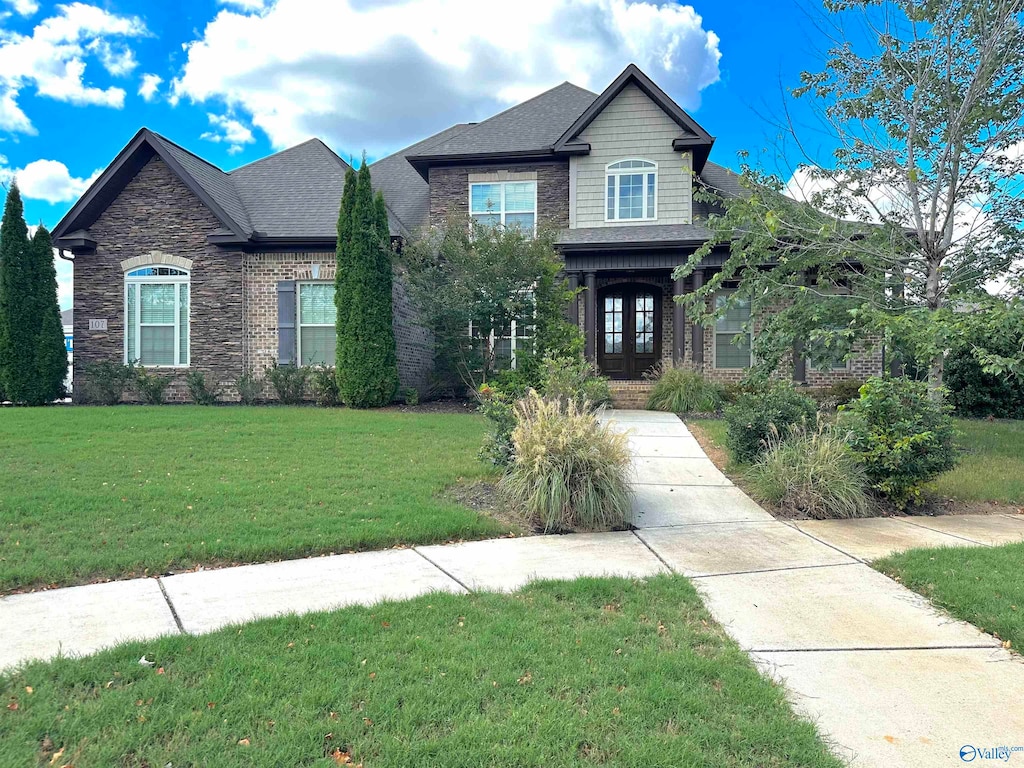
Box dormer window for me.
[606,159,657,221]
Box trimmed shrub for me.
[236,371,262,405]
[841,376,959,508]
[646,366,727,414]
[82,361,135,405]
[310,366,340,407]
[747,425,871,519]
[946,343,1024,419]
[724,385,817,464]
[539,355,610,408]
[265,361,309,405]
[403,387,419,406]
[501,391,633,533]
[477,384,517,467]
[134,367,172,405]
[185,370,221,405]
[828,378,865,405]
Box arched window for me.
[124,265,190,366]
[606,159,657,221]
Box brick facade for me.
[583,272,882,387]
[242,252,433,396]
[75,157,433,404]
[428,161,570,229]
[73,157,243,402]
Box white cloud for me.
[138,72,162,101]
[0,157,101,203]
[199,112,255,154]
[5,0,39,15]
[217,0,265,9]
[172,0,721,155]
[0,3,147,133]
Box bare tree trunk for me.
[925,257,944,400]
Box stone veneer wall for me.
[429,161,570,229]
[73,156,243,402]
[242,252,434,396]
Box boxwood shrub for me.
[724,384,817,464]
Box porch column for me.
[672,275,686,365]
[584,272,597,362]
[690,268,704,366]
[793,340,807,384]
[566,272,580,325]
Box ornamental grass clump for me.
[501,391,633,533]
[746,424,871,519]
[646,365,727,414]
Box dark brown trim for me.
[406,149,562,181]
[552,63,715,171]
[53,128,250,243]
[583,272,597,362]
[673,275,686,364]
[691,268,705,366]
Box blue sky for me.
[0,0,836,308]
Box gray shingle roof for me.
[370,123,475,235]
[229,139,350,239]
[407,83,598,158]
[556,223,717,248]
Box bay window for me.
[125,266,189,366]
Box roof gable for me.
[553,64,715,171]
[404,83,597,178]
[53,128,251,247]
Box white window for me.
[606,159,657,221]
[470,318,532,371]
[125,266,189,367]
[297,282,336,366]
[469,181,537,233]
[714,292,752,369]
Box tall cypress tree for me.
[335,167,357,393]
[335,159,398,407]
[0,182,35,404]
[31,225,68,404]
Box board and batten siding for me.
[570,83,693,228]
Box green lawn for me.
[0,407,508,593]
[0,576,841,768]
[876,542,1024,650]
[927,419,1024,504]
[689,416,1024,507]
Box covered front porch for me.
[564,249,724,382]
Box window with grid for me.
[606,159,657,221]
[469,181,536,233]
[603,295,623,353]
[806,287,852,371]
[714,293,752,369]
[298,282,336,366]
[125,266,189,366]
[635,293,655,353]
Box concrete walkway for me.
[3,409,1024,767]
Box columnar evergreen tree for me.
[334,157,398,407]
[0,182,37,404]
[31,225,68,403]
[335,167,357,395]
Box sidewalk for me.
[3,409,1024,766]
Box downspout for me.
[58,248,74,262]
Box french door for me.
[597,285,661,379]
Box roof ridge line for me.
[229,137,324,174]
[146,129,229,175]
[449,81,597,135]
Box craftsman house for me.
[53,63,880,402]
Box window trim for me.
[296,281,337,367]
[124,265,190,368]
[468,180,538,233]
[605,159,658,222]
[712,290,753,370]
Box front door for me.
[597,285,661,379]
